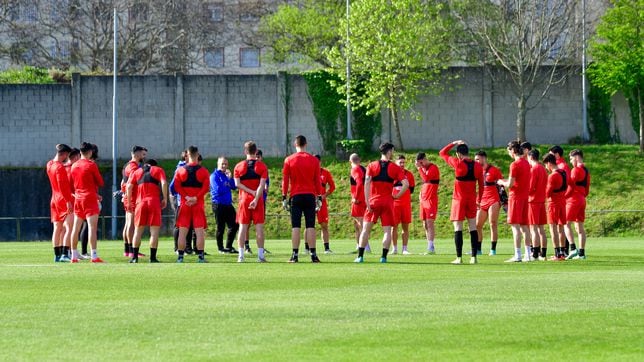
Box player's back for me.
[509,158,531,200]
[452,158,481,201]
[547,169,567,204]
[284,152,319,196]
[133,165,165,202]
[529,163,547,203]
[568,164,590,198]
[71,159,102,199]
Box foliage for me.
[587,75,615,144]
[328,0,454,150]
[336,139,367,155]
[303,70,345,153]
[589,0,643,152]
[452,0,583,141]
[0,66,54,84]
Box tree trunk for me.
[390,103,404,151]
[516,96,527,141]
[639,86,643,154]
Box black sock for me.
[477,241,482,252]
[324,242,330,251]
[150,248,158,260]
[564,239,570,254]
[124,242,129,253]
[54,246,62,257]
[491,241,497,251]
[132,247,139,259]
[579,248,585,257]
[557,247,563,257]
[382,248,389,259]
[469,231,478,257]
[309,248,316,256]
[292,249,299,257]
[198,250,204,259]
[245,240,250,249]
[305,243,310,251]
[540,247,547,258]
[178,250,184,258]
[358,247,365,258]
[62,246,69,257]
[570,243,577,251]
[532,246,540,259]
[454,231,463,257]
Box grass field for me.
[1,237,642,361]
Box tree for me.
[452,0,584,141]
[589,0,643,153]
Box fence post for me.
[16,218,21,241]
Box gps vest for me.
[138,164,160,186]
[554,169,567,193]
[181,165,203,188]
[575,166,589,187]
[372,161,394,183]
[484,165,496,186]
[239,160,260,181]
[455,159,476,182]
[350,165,366,186]
[422,164,440,184]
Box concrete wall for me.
[0,70,634,166]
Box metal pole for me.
[581,0,589,142]
[111,8,118,240]
[346,0,352,140]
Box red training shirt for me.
[47,159,74,203]
[234,159,269,201]
[417,163,440,203]
[350,164,366,203]
[481,164,503,204]
[528,163,547,203]
[546,169,568,205]
[365,160,405,205]
[128,165,166,204]
[71,159,104,200]
[508,157,531,200]
[282,151,322,197]
[320,168,336,196]
[393,169,415,205]
[173,163,210,205]
[567,164,591,199]
[439,143,483,202]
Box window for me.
[239,48,260,68]
[204,48,224,68]
[239,3,260,22]
[203,3,224,22]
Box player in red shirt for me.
[549,145,572,255]
[63,148,85,259]
[391,155,415,255]
[354,142,408,264]
[565,149,591,260]
[543,154,568,261]
[440,141,484,264]
[349,153,370,253]
[120,145,147,258]
[46,144,74,262]
[313,155,336,254]
[234,141,269,263]
[69,142,105,263]
[415,152,440,254]
[282,135,323,263]
[527,150,548,261]
[126,159,168,263]
[173,145,210,263]
[497,141,532,262]
[474,150,503,256]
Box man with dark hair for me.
[498,141,532,262]
[210,156,239,254]
[282,135,323,263]
[354,142,409,263]
[121,145,147,258]
[173,145,210,263]
[415,152,440,254]
[70,142,105,263]
[520,141,532,157]
[474,150,503,256]
[543,154,567,260]
[313,154,336,254]
[64,148,87,259]
[391,155,416,255]
[527,149,548,261]
[440,140,484,264]
[127,159,168,263]
[565,149,591,260]
[234,141,269,263]
[349,153,370,253]
[47,143,74,262]
[549,145,571,255]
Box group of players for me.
[46,134,590,264]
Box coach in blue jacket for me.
[210,156,239,253]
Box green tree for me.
[589,0,643,153]
[328,0,454,150]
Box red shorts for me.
[364,202,394,227]
[479,198,500,212]
[123,199,135,213]
[393,202,412,225]
[351,202,366,218]
[420,199,438,220]
[547,201,566,225]
[450,198,477,221]
[566,197,586,223]
[237,198,265,225]
[507,197,528,225]
[135,199,162,227]
[176,203,207,229]
[74,197,100,220]
[528,202,547,225]
[50,194,69,222]
[317,199,329,224]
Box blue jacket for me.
[170,160,186,205]
[210,169,236,205]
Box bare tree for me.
[452,0,584,141]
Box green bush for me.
[0,66,55,84]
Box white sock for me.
[91,249,97,259]
[258,248,264,259]
[524,245,531,257]
[72,249,79,259]
[392,247,397,252]
[402,246,408,252]
[515,248,522,259]
[428,241,434,250]
[239,248,244,258]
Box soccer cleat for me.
[91,257,105,263]
[71,258,79,263]
[470,257,477,264]
[558,255,566,261]
[324,249,333,254]
[129,258,138,263]
[245,247,253,255]
[423,249,436,255]
[489,250,497,256]
[288,255,299,263]
[538,256,546,261]
[228,247,239,254]
[572,255,586,260]
[521,255,532,263]
[237,256,245,263]
[197,258,207,263]
[79,254,90,260]
[477,250,483,256]
[59,255,71,262]
[150,259,160,263]
[123,252,133,258]
[505,256,522,263]
[549,255,560,261]
[379,257,387,263]
[176,257,184,263]
[218,249,227,254]
[451,257,463,265]
[566,250,579,260]
[402,250,412,255]
[353,256,364,263]
[54,255,61,262]
[311,255,321,263]
[390,249,398,255]
[257,257,267,263]
[137,252,146,257]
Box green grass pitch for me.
[0,237,642,361]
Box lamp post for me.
[346,0,352,140]
[111,7,118,239]
[581,0,589,142]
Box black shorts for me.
[290,194,316,229]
